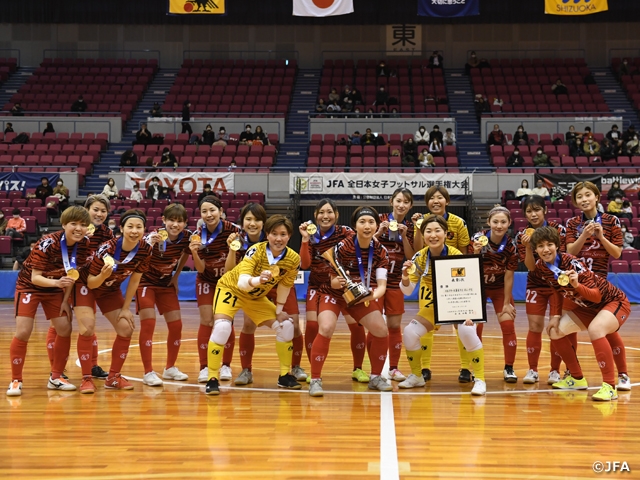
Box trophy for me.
[321,247,370,307]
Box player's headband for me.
[487,205,511,220]
[354,208,377,222]
[121,214,147,227]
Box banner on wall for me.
[534,173,601,201]
[600,174,640,198]
[167,0,226,15]
[386,25,422,56]
[293,0,354,17]
[0,172,60,193]
[544,0,608,16]
[418,0,480,18]
[290,172,470,199]
[125,172,234,194]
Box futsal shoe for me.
[458,369,473,383]
[352,368,370,383]
[388,368,407,382]
[523,369,539,384]
[292,366,308,381]
[617,374,631,391]
[398,374,426,389]
[48,376,77,391]
[368,375,392,392]
[105,373,134,390]
[91,365,109,379]
[421,368,432,381]
[309,379,324,397]
[198,367,209,383]
[143,371,163,386]
[79,376,96,394]
[471,379,487,396]
[6,380,22,397]
[547,370,561,385]
[277,373,302,390]
[234,368,254,385]
[552,375,588,390]
[205,378,220,396]
[218,365,232,381]
[163,366,189,381]
[592,383,618,402]
[503,366,518,383]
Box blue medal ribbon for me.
[201,221,223,247]
[160,231,184,253]
[112,237,140,271]
[266,244,286,266]
[387,213,402,242]
[355,238,374,290]
[424,245,448,277]
[310,224,335,245]
[243,231,265,250]
[60,233,78,273]
[578,212,602,233]
[487,230,508,253]
[545,254,564,280]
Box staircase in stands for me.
[0,67,35,110]
[445,68,492,173]
[80,69,177,195]
[276,68,321,172]
[592,67,640,130]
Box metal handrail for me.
[321,50,442,62]
[42,49,161,63]
[0,49,20,66]
[182,50,299,62]
[465,49,586,61]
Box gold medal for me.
[229,239,242,251]
[364,301,370,307]
[389,220,399,232]
[66,268,79,280]
[103,254,115,268]
[557,273,570,286]
[269,265,280,277]
[306,223,318,235]
[416,218,424,229]
[190,234,201,243]
[477,235,489,246]
[157,230,169,241]
[86,224,95,235]
[407,264,417,275]
[525,228,535,237]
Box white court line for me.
[379,342,400,480]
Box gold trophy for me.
[321,247,370,307]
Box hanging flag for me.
[418,0,480,18]
[167,0,226,15]
[545,0,608,16]
[293,0,354,17]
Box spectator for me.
[622,125,636,143]
[582,126,594,141]
[35,177,53,205]
[389,107,400,119]
[361,128,376,146]
[429,137,444,157]
[570,137,584,157]
[315,98,326,114]
[43,122,55,134]
[378,107,388,118]
[213,127,229,146]
[532,148,550,167]
[182,101,193,136]
[613,139,627,158]
[364,107,376,118]
[4,122,14,134]
[465,51,480,76]
[403,138,418,167]
[52,179,69,210]
[487,124,506,147]
[11,103,24,116]
[238,125,254,145]
[130,184,143,202]
[551,79,568,96]
[253,126,268,145]
[146,177,161,201]
[197,184,214,204]
[120,150,138,167]
[228,159,237,171]
[135,123,154,145]
[443,128,457,146]
[202,124,216,146]
[71,95,87,113]
[0,211,6,235]
[607,195,632,222]
[341,85,354,112]
[491,96,504,110]
[352,106,362,118]
[158,147,178,168]
[328,88,340,104]
[618,59,631,80]
[376,61,389,77]
[513,125,529,146]
[418,148,435,167]
[326,99,341,114]
[5,208,26,239]
[478,57,491,69]
[158,187,172,201]
[606,124,621,143]
[350,131,361,145]
[414,126,429,145]
[627,134,640,155]
[102,178,119,200]
[428,51,443,69]
[531,180,550,200]
[107,218,121,237]
[474,95,490,120]
[145,157,158,173]
[375,85,388,106]
[516,179,533,200]
[349,88,363,106]
[600,138,616,161]
[13,239,36,270]
[506,148,525,167]
[150,102,162,117]
[583,137,601,157]
[565,125,578,145]
[607,180,625,201]
[622,223,635,250]
[430,125,444,145]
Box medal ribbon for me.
[60,233,78,273]
[311,224,335,245]
[578,212,602,233]
[266,245,286,266]
[201,221,223,247]
[112,237,140,271]
[546,254,564,280]
[355,239,374,290]
[243,231,265,250]
[424,245,448,277]
[487,230,508,253]
[160,231,184,253]
[387,213,402,242]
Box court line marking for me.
[379,350,400,480]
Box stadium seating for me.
[0,57,18,83]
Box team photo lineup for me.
[7,181,631,402]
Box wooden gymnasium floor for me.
[0,301,639,480]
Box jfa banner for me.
[418,0,480,18]
[545,0,608,16]
[0,172,60,193]
[125,172,234,194]
[167,0,225,15]
[290,172,471,199]
[293,0,354,17]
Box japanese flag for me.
[293,0,354,17]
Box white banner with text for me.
[125,172,234,194]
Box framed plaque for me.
[432,254,487,325]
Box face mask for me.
[537,151,542,155]
[108,224,116,230]
[57,182,62,186]
[246,128,251,132]
[514,151,520,155]
[134,188,139,191]
[13,215,19,218]
[153,181,158,185]
[616,199,623,204]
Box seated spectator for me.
[492,96,504,110]
[4,122,13,134]
[107,218,121,237]
[474,95,489,120]
[607,195,632,221]
[158,187,172,201]
[11,103,24,116]
[607,181,625,200]
[418,148,435,168]
[352,106,362,118]
[622,223,636,250]
[478,57,491,69]
[583,137,601,157]
[565,125,578,145]
[35,177,53,205]
[120,150,138,167]
[341,85,354,112]
[213,127,229,146]
[600,138,615,161]
[606,124,621,143]
[506,148,525,167]
[150,102,163,117]
[551,79,568,96]
[618,59,631,80]
[613,139,627,158]
[415,126,429,145]
[487,124,506,147]
[465,51,480,76]
[376,61,389,77]
[516,179,533,200]
[622,125,636,143]
[147,177,161,200]
[403,138,418,167]
[350,131,361,145]
[443,128,456,146]
[43,122,55,134]
[430,125,443,145]
[228,159,238,170]
[102,178,119,200]
[130,184,143,202]
[428,51,443,69]
[375,85,388,106]
[315,98,326,114]
[378,107,388,118]
[71,95,87,113]
[349,88,363,106]
[364,107,376,118]
[198,184,214,204]
[328,88,340,104]
[326,100,342,114]
[6,208,26,239]
[513,125,529,146]
[570,137,584,157]
[135,123,154,145]
[429,138,444,157]
[253,126,269,145]
[52,179,69,210]
[202,124,216,146]
[627,134,640,155]
[531,180,551,200]
[145,157,158,173]
[582,126,594,141]
[13,239,36,271]
[158,147,178,168]
[0,211,5,235]
[237,125,253,145]
[361,128,377,145]
[389,107,400,118]
[532,148,551,167]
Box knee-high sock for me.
[222,324,235,367]
[526,331,543,371]
[77,334,94,377]
[91,334,99,366]
[348,323,366,370]
[468,348,485,381]
[305,321,318,362]
[549,339,563,372]
[592,337,616,386]
[567,332,578,353]
[109,335,132,376]
[51,335,71,379]
[368,335,388,376]
[388,326,403,370]
[500,320,517,366]
[552,336,583,379]
[197,324,213,370]
[310,334,331,379]
[10,338,28,381]
[291,333,303,368]
[207,341,225,381]
[165,320,182,369]
[46,326,57,368]
[275,340,293,376]
[406,348,423,377]
[139,318,156,373]
[456,332,470,370]
[421,331,436,369]
[606,332,627,375]
[239,332,255,371]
